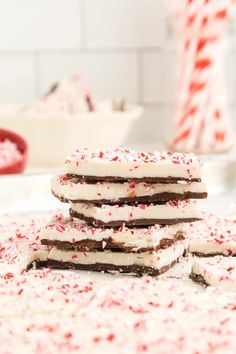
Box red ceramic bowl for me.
[0,128,28,174]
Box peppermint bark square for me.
[51,175,207,204]
[188,213,236,256]
[45,239,187,276]
[191,256,236,291]
[64,148,202,182]
[69,200,201,227]
[39,215,187,252]
[38,214,188,276]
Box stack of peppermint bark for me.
[40,148,207,276]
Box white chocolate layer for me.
[70,200,201,224]
[48,240,186,269]
[188,212,236,256]
[52,175,207,202]
[39,216,187,251]
[192,256,236,292]
[65,148,202,180]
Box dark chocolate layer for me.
[191,252,236,257]
[41,233,185,252]
[32,258,179,277]
[189,272,208,287]
[69,209,201,227]
[53,190,208,205]
[66,174,201,184]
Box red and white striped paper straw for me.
[168,0,235,153]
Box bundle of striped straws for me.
[169,0,235,153]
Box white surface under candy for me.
[47,239,187,270]
[70,200,201,224]
[39,216,187,251]
[52,175,207,202]
[65,148,202,180]
[192,256,236,292]
[188,212,236,256]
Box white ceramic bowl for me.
[0,103,143,167]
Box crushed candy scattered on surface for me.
[1,212,236,352]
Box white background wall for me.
[0,0,235,145]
